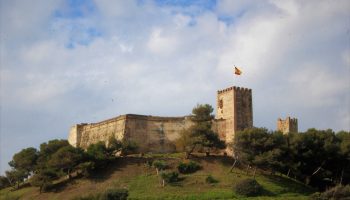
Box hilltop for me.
[1,153,315,200]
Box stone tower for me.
[277,117,298,134]
[216,86,253,145]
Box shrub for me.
[205,175,218,184]
[234,178,263,197]
[153,160,167,170]
[161,172,179,183]
[99,188,128,200]
[177,161,201,174]
[310,185,350,200]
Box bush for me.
[310,185,350,200]
[234,178,263,197]
[177,161,201,174]
[153,160,167,170]
[205,175,218,184]
[99,188,128,200]
[161,172,179,183]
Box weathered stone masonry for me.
[68,86,254,154]
[277,116,298,134]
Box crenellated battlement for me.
[217,86,252,94]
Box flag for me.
[234,66,242,75]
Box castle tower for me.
[216,86,253,146]
[277,117,298,134]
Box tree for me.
[30,168,57,193]
[254,131,288,174]
[336,131,350,185]
[36,139,70,170]
[0,175,10,189]
[106,137,139,157]
[5,169,27,189]
[48,145,84,179]
[234,128,269,176]
[120,140,138,156]
[289,129,342,187]
[176,104,225,157]
[86,142,110,169]
[6,147,39,190]
[9,147,38,177]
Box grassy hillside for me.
[0,154,315,200]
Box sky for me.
[0,0,349,175]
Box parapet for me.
[217,86,252,94]
[125,114,187,122]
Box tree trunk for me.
[185,152,190,159]
[68,169,72,180]
[39,184,43,194]
[205,151,210,157]
[156,168,159,175]
[253,167,257,179]
[229,159,238,173]
[246,165,250,175]
[187,144,197,158]
[287,168,291,177]
[340,168,344,185]
[305,176,311,185]
[162,179,165,187]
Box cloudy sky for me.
[0,0,349,174]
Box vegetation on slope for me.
[0,155,315,200]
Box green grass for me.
[0,186,35,200]
[0,155,315,200]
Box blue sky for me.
[1,0,349,175]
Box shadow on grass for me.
[167,176,186,187]
[88,157,150,182]
[262,174,315,195]
[50,178,77,193]
[261,186,276,196]
[48,157,151,192]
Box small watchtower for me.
[277,117,298,134]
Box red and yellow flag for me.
[234,66,242,75]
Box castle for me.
[68,86,299,153]
[68,86,253,154]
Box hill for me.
[0,153,315,200]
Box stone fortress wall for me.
[68,86,254,154]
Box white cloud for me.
[288,62,349,107]
[147,27,181,56]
